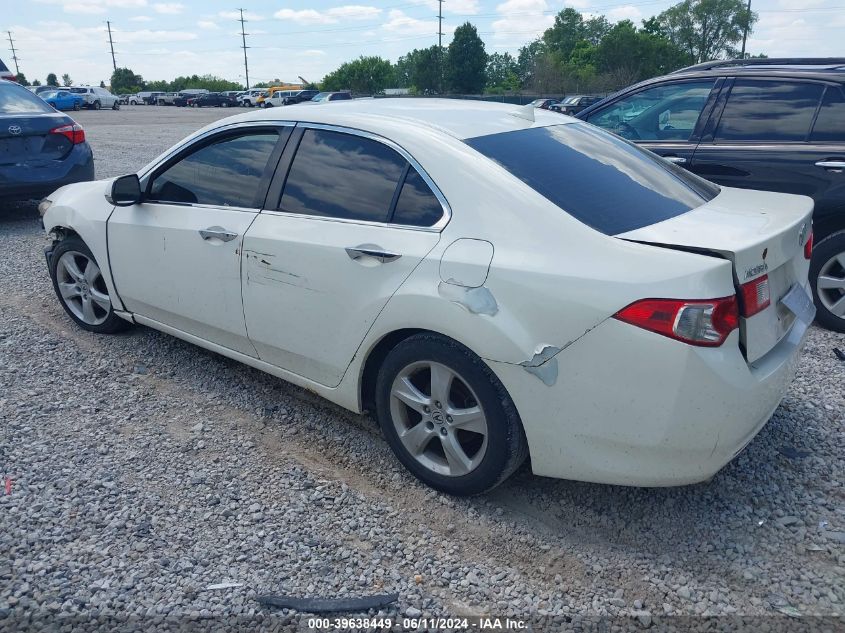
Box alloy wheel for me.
[389,361,488,477]
[817,252,845,319]
[55,251,111,326]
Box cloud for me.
[606,5,642,22]
[273,5,382,25]
[405,0,481,15]
[153,2,184,14]
[296,49,328,57]
[491,0,554,42]
[198,20,220,29]
[218,10,265,21]
[382,9,448,36]
[129,15,153,21]
[34,0,147,13]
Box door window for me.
[586,80,715,141]
[279,129,406,222]
[810,86,845,143]
[149,131,279,207]
[715,80,824,142]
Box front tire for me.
[73,102,80,111]
[112,101,120,110]
[375,333,528,496]
[811,230,845,332]
[49,237,129,334]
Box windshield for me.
[465,123,720,235]
[42,91,59,98]
[0,82,55,114]
[312,92,329,101]
[563,96,580,104]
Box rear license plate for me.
[781,283,816,325]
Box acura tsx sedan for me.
[40,99,815,495]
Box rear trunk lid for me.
[618,187,814,363]
[0,112,74,164]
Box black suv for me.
[577,58,845,332]
[283,89,319,105]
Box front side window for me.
[149,131,279,207]
[587,80,715,141]
[466,123,719,235]
[279,129,406,222]
[810,86,845,143]
[715,80,824,142]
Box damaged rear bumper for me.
[486,315,808,486]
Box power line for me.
[238,8,250,89]
[106,21,117,70]
[6,31,20,76]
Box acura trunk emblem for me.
[8,125,22,136]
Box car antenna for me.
[510,103,535,122]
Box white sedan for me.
[40,99,815,495]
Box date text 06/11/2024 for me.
[306,617,528,630]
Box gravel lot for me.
[1,106,844,630]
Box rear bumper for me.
[0,144,94,200]
[488,314,809,486]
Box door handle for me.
[663,155,687,164]
[199,227,238,242]
[815,160,845,171]
[345,247,402,263]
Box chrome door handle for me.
[815,160,845,171]
[199,227,238,242]
[345,247,402,263]
[663,155,687,164]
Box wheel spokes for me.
[829,294,845,317]
[818,274,845,290]
[440,432,473,476]
[400,422,434,455]
[61,256,85,282]
[58,282,81,299]
[393,377,431,414]
[90,287,111,312]
[83,259,101,285]
[429,363,454,407]
[447,405,486,434]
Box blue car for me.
[0,80,94,200]
[41,89,83,111]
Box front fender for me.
[43,179,125,311]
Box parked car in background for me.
[156,92,180,106]
[32,85,57,95]
[284,89,319,104]
[0,81,93,199]
[262,90,295,107]
[187,92,238,108]
[304,91,352,104]
[577,57,845,332]
[41,89,84,111]
[41,99,813,495]
[0,58,14,82]
[529,98,559,110]
[126,94,143,105]
[238,89,265,107]
[136,91,164,105]
[69,86,120,110]
[551,95,602,115]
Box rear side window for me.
[149,132,279,207]
[280,129,406,222]
[811,86,845,143]
[392,169,443,227]
[0,83,54,114]
[465,124,719,235]
[716,80,824,142]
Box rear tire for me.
[73,102,80,111]
[375,333,528,496]
[810,230,845,332]
[49,236,130,335]
[92,100,101,110]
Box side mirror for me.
[106,174,142,206]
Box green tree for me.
[396,46,442,93]
[32,79,41,86]
[111,67,144,94]
[657,0,757,62]
[321,56,395,94]
[542,8,584,61]
[61,73,72,87]
[15,72,28,85]
[583,16,611,46]
[46,73,59,86]
[517,39,545,87]
[485,52,519,91]
[446,22,487,94]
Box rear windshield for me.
[465,123,719,235]
[0,83,54,114]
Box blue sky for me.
[4,0,844,86]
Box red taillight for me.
[49,123,85,144]
[804,230,813,260]
[614,296,739,347]
[738,274,771,318]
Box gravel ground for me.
[1,106,844,631]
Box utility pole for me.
[7,31,20,76]
[106,21,117,71]
[437,0,444,93]
[740,0,751,59]
[238,8,250,90]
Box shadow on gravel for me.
[0,200,39,223]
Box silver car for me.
[69,86,120,110]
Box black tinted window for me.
[392,169,443,227]
[0,83,53,113]
[280,129,406,222]
[150,132,278,207]
[716,80,823,142]
[811,86,845,143]
[466,124,719,235]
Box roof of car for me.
[228,98,572,140]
